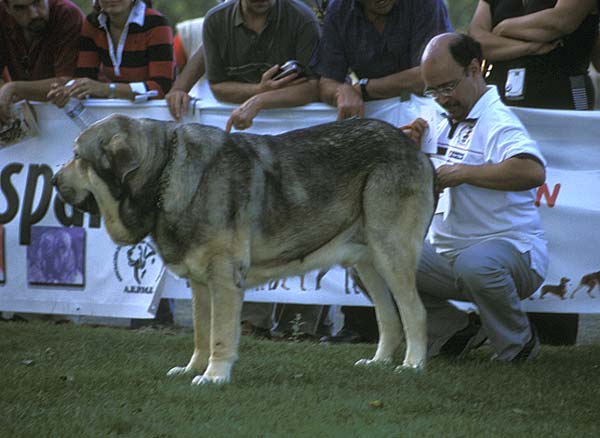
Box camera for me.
[273,60,304,81]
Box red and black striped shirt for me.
[75,7,174,98]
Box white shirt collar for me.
[98,0,146,29]
[465,85,501,120]
[98,0,146,76]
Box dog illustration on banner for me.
[570,271,600,299]
[127,242,158,285]
[533,270,600,300]
[539,277,570,300]
[52,114,435,384]
[316,266,364,295]
[26,226,85,286]
[113,238,164,294]
[260,267,366,294]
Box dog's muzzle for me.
[53,172,100,215]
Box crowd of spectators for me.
[2,0,597,360]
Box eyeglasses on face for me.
[423,71,468,99]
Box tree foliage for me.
[447,0,479,32]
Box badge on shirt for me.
[505,68,526,101]
[420,105,439,154]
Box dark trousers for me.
[340,306,379,342]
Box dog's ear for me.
[102,133,140,184]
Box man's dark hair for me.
[448,33,483,68]
[90,0,153,26]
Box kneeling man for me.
[417,33,547,362]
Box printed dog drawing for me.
[570,270,600,299]
[539,277,570,300]
[52,114,435,384]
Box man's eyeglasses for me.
[423,73,467,99]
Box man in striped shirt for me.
[48,0,173,104]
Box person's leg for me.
[416,241,472,356]
[453,240,543,361]
[240,302,274,338]
[320,306,378,343]
[342,306,379,342]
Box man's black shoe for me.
[440,312,486,357]
[319,328,363,344]
[510,326,541,363]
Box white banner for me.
[1,97,599,316]
[0,102,171,318]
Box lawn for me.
[1,321,599,437]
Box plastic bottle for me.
[63,98,98,131]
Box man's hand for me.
[66,78,108,99]
[436,164,469,192]
[335,83,364,121]
[529,40,561,55]
[400,118,429,147]
[0,82,17,124]
[226,96,261,133]
[166,89,191,120]
[47,82,71,108]
[258,64,306,93]
[491,20,510,37]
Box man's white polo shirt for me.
[429,85,548,279]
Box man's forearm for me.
[495,0,595,42]
[318,77,345,106]
[469,28,543,61]
[172,46,206,92]
[9,78,70,102]
[461,158,546,191]
[248,79,319,110]
[367,67,424,98]
[210,81,264,103]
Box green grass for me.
[1,321,599,437]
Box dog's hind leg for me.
[191,257,244,385]
[353,261,403,367]
[587,284,596,298]
[363,172,431,371]
[167,280,211,378]
[371,238,427,371]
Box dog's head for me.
[35,230,80,282]
[53,114,171,244]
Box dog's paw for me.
[354,358,392,367]
[166,366,192,377]
[394,363,424,374]
[190,360,233,385]
[191,373,230,385]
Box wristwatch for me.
[108,83,117,99]
[358,78,370,101]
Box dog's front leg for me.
[167,280,211,378]
[192,260,244,385]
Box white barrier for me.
[0,97,599,317]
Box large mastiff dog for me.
[53,114,435,384]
